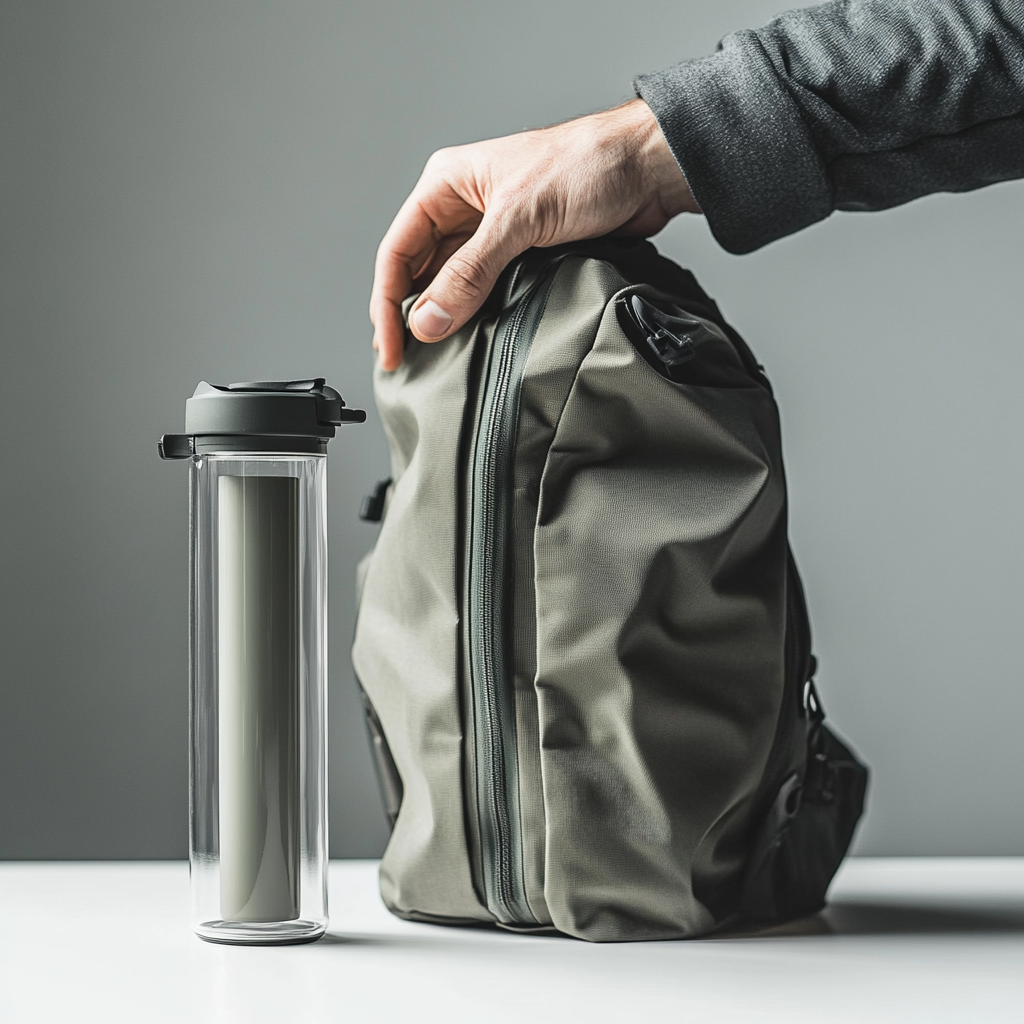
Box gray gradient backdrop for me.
[2,0,1022,860]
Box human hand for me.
[369,99,699,371]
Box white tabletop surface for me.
[1,858,1022,1023]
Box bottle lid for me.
[159,378,365,459]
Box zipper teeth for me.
[469,275,542,924]
[481,298,528,911]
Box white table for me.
[1,859,1022,1023]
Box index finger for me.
[370,195,442,372]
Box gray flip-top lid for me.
[159,378,365,458]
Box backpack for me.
[352,238,867,941]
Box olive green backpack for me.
[352,238,867,941]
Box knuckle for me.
[423,146,455,173]
[439,251,491,303]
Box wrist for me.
[580,99,699,220]
[625,99,700,217]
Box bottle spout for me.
[159,434,193,460]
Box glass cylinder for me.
[188,452,328,945]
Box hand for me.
[369,99,700,371]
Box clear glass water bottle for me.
[160,379,364,944]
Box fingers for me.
[370,161,489,371]
[369,104,694,370]
[410,230,475,293]
[370,195,442,372]
[407,204,535,343]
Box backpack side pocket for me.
[738,688,869,924]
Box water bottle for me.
[160,379,364,944]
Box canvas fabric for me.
[352,239,866,941]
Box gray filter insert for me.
[217,475,300,923]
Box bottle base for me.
[194,919,327,946]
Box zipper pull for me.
[627,294,717,370]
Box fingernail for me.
[412,299,454,339]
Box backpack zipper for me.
[467,257,561,926]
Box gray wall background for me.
[2,0,1022,861]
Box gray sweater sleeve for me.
[635,0,1024,253]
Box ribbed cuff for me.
[635,31,833,254]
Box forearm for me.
[636,0,1024,253]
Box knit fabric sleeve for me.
[634,0,1024,253]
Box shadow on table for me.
[823,901,1024,935]
[722,902,1024,939]
[316,925,499,948]
[319,902,1024,946]
[317,932,410,946]
[315,896,1024,946]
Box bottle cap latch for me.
[159,378,365,459]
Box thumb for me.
[409,211,532,342]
